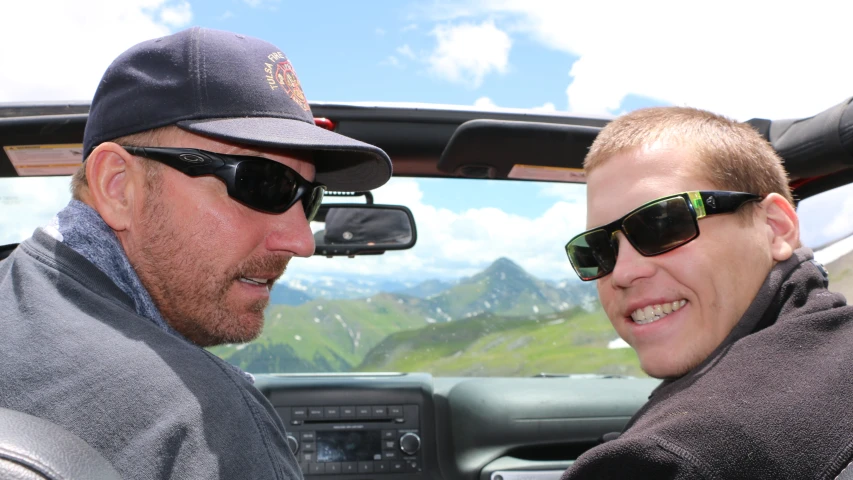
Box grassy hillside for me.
[211,293,429,372]
[356,309,644,377]
[209,257,631,377]
[422,257,595,320]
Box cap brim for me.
[177,117,392,191]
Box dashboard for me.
[255,373,659,480]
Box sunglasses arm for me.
[697,191,762,216]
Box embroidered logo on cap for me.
[263,52,310,111]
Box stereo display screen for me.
[316,431,382,462]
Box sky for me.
[3,0,853,282]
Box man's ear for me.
[760,193,800,262]
[84,143,141,232]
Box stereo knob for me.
[286,435,299,454]
[399,432,421,455]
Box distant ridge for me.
[212,257,599,373]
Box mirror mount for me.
[323,190,374,205]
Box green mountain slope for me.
[211,293,430,372]
[356,309,643,377]
[422,257,594,319]
[209,257,621,376]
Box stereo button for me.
[391,461,405,472]
[388,406,403,416]
[373,406,387,417]
[341,406,355,418]
[302,442,315,453]
[308,408,324,419]
[325,407,340,418]
[358,461,374,473]
[342,462,357,473]
[292,408,308,420]
[326,462,341,474]
[375,461,389,473]
[301,432,316,441]
[310,463,325,475]
[356,406,372,418]
[382,430,396,440]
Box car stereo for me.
[267,374,434,479]
[280,404,422,476]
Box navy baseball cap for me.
[83,27,391,191]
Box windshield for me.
[0,174,643,376]
[5,1,853,377]
[6,173,853,376]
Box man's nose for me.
[608,233,655,288]
[263,203,316,257]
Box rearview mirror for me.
[312,204,417,257]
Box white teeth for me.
[240,277,267,286]
[630,300,687,325]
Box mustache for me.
[235,254,291,283]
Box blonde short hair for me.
[585,106,794,206]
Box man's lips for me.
[238,273,282,290]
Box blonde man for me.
[563,107,853,479]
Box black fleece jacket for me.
[563,248,853,480]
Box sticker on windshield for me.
[508,164,586,183]
[4,144,83,176]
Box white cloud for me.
[396,44,416,60]
[443,0,853,120]
[798,183,853,248]
[428,20,512,87]
[531,102,556,112]
[375,27,386,36]
[0,177,72,245]
[539,183,586,204]
[243,0,280,8]
[380,56,401,68]
[0,0,192,103]
[473,96,498,109]
[289,178,586,281]
[159,1,192,27]
[473,97,557,112]
[401,23,418,32]
[218,10,234,20]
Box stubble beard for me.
[131,194,289,347]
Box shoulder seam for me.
[18,240,137,315]
[649,435,720,480]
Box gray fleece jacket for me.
[563,249,853,479]
[0,229,302,480]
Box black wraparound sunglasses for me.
[122,146,326,220]
[565,191,762,281]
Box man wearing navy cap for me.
[0,27,391,479]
